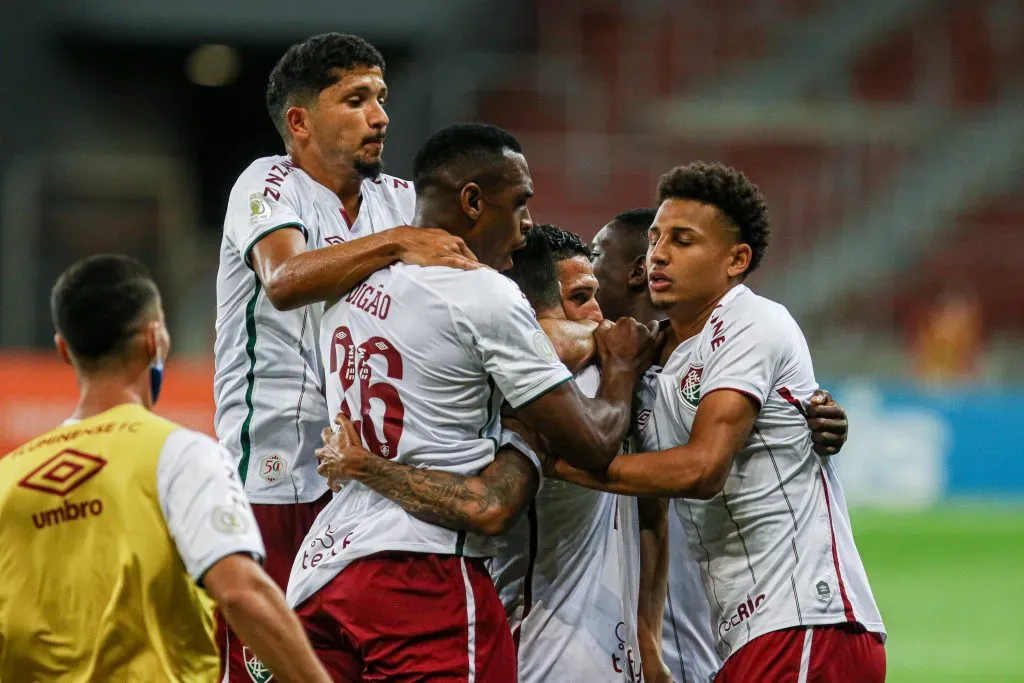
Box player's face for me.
[647,199,748,311]
[477,152,535,271]
[557,256,603,323]
[591,222,634,320]
[307,66,389,177]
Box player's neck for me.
[623,293,660,325]
[71,373,149,421]
[666,283,738,347]
[289,148,364,218]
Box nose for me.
[648,235,669,267]
[521,207,534,234]
[369,99,389,129]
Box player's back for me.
[648,285,884,660]
[214,154,415,504]
[0,405,231,681]
[491,366,643,683]
[288,262,572,607]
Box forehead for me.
[496,151,533,193]
[322,65,387,94]
[556,255,597,286]
[652,198,726,234]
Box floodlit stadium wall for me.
[2,353,1020,504]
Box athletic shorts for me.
[716,623,886,683]
[218,492,331,681]
[297,551,516,682]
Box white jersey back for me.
[636,360,720,683]
[491,366,644,682]
[214,154,414,504]
[639,285,884,663]
[287,263,572,608]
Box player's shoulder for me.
[158,425,224,464]
[403,265,528,319]
[363,173,415,219]
[712,285,799,333]
[229,154,304,200]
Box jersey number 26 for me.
[328,325,405,459]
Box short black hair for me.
[412,123,523,194]
[656,162,770,275]
[266,33,386,141]
[533,224,594,262]
[610,208,656,259]
[50,255,160,368]
[503,229,561,313]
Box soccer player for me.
[0,255,330,683]
[214,33,477,676]
[287,123,655,681]
[553,164,886,681]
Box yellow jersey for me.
[0,403,264,682]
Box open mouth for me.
[648,273,672,292]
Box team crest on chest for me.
[679,364,703,408]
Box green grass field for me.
[852,506,1024,683]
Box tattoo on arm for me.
[353,449,538,535]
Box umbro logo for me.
[19,449,107,497]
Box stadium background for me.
[1,1,1021,680]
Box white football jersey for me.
[637,285,885,664]
[214,154,415,504]
[635,361,721,683]
[491,366,644,683]
[286,264,573,608]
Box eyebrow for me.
[345,84,386,97]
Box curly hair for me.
[412,123,522,193]
[266,33,386,142]
[656,162,770,276]
[532,224,594,262]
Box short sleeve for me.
[499,428,544,494]
[698,306,788,410]
[157,429,266,583]
[224,164,307,267]
[453,272,572,409]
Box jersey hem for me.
[719,615,887,665]
[701,379,766,409]
[242,485,331,506]
[509,372,573,410]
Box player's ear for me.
[285,106,311,144]
[627,255,647,289]
[727,244,752,279]
[459,183,484,221]
[54,334,72,366]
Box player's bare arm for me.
[637,497,672,683]
[249,224,479,311]
[551,388,758,498]
[316,415,538,536]
[203,554,331,683]
[515,317,659,474]
[538,317,599,374]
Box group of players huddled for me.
[0,33,886,682]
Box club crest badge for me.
[243,646,273,682]
[679,364,703,407]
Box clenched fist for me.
[316,413,372,492]
[594,317,662,375]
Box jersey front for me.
[637,285,885,663]
[215,154,415,504]
[491,366,644,682]
[287,263,572,608]
[0,404,264,682]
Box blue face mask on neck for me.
[150,357,164,405]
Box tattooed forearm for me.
[351,448,539,536]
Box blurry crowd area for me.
[1,0,1022,387]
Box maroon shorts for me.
[218,492,331,681]
[296,552,516,682]
[717,624,886,683]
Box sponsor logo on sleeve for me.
[532,330,558,363]
[243,646,274,682]
[258,454,287,484]
[635,408,652,432]
[248,193,273,226]
[211,505,249,535]
[678,364,704,408]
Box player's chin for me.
[648,289,678,310]
[353,155,384,179]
